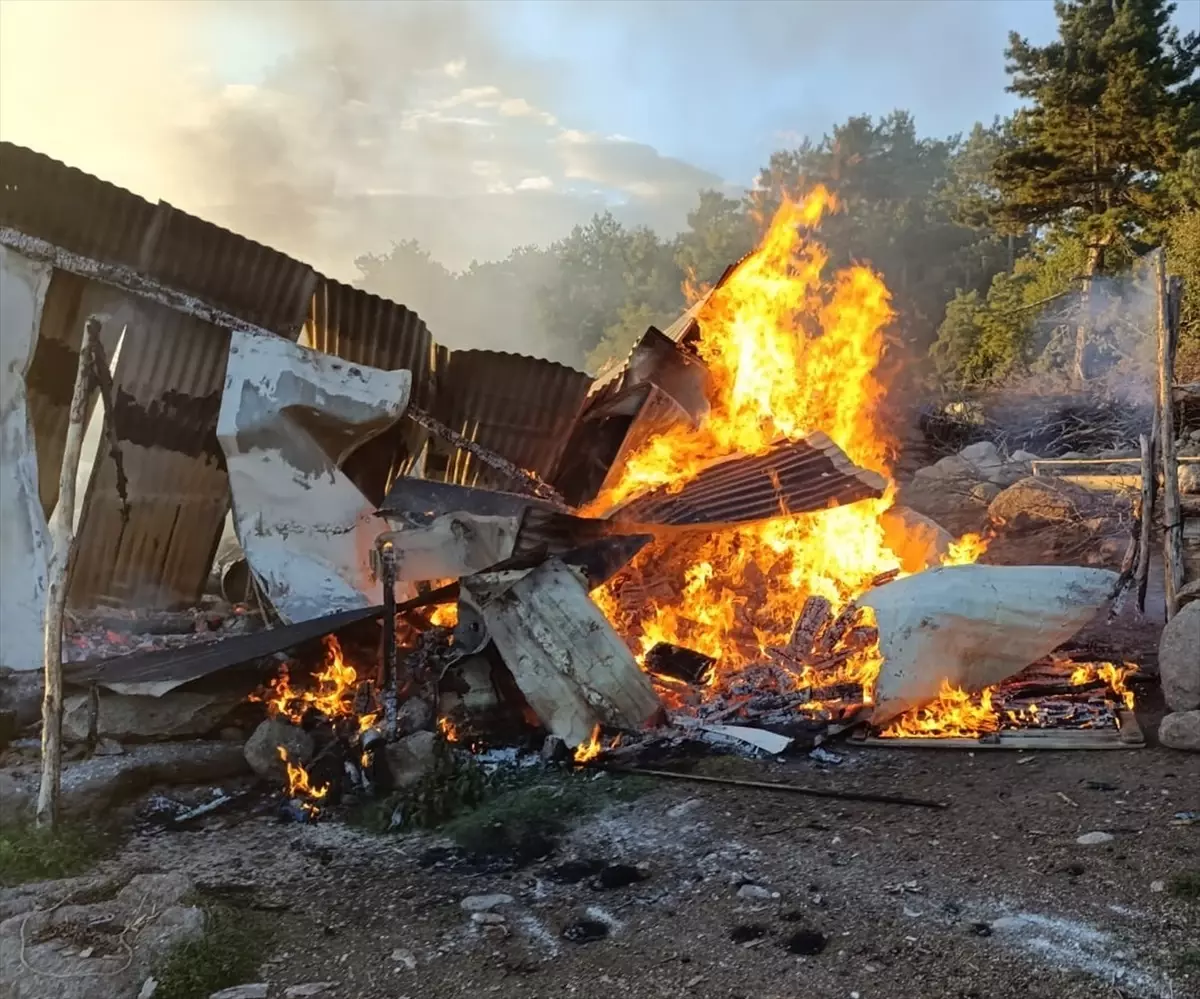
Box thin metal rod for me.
[599,765,948,809]
[380,540,398,738]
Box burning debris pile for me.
[235,187,1145,819]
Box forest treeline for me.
[355,0,1200,384]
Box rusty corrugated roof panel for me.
[0,141,156,266]
[609,433,887,529]
[434,350,591,491]
[0,144,316,335]
[69,299,232,610]
[662,252,754,343]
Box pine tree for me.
[994,0,1199,382]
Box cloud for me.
[0,0,730,276]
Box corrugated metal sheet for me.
[433,350,591,492]
[610,433,887,528]
[69,297,232,609]
[304,277,438,503]
[662,253,753,344]
[0,143,316,335]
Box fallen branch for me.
[598,764,948,809]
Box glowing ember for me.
[594,187,986,726]
[437,716,459,742]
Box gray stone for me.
[63,691,241,743]
[989,463,1033,488]
[385,730,438,789]
[0,772,33,826]
[396,697,433,736]
[959,441,1004,479]
[0,873,203,999]
[1159,710,1200,751]
[0,668,42,728]
[1010,450,1040,463]
[1075,831,1114,845]
[931,455,978,481]
[1159,601,1200,712]
[92,738,124,757]
[284,986,335,998]
[471,912,506,925]
[209,987,268,999]
[540,735,568,763]
[1176,579,1200,610]
[736,884,776,900]
[54,742,250,819]
[460,893,514,913]
[987,476,1096,530]
[970,482,1003,504]
[1178,464,1200,495]
[243,718,314,781]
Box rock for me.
[284,985,335,998]
[395,697,433,736]
[50,742,249,819]
[471,912,506,925]
[243,718,314,781]
[959,441,1004,480]
[93,738,124,757]
[384,730,438,789]
[1010,450,1040,463]
[970,482,1002,504]
[897,477,979,523]
[1176,579,1200,610]
[736,884,776,900]
[1179,464,1200,495]
[1060,451,1088,460]
[1150,880,1166,893]
[1159,710,1200,752]
[138,978,158,999]
[880,506,952,573]
[390,948,417,969]
[63,691,242,744]
[460,893,514,913]
[928,455,978,481]
[0,710,16,750]
[0,873,203,999]
[989,463,1033,488]
[0,668,43,728]
[0,772,33,825]
[987,476,1096,530]
[540,735,568,763]
[1075,831,1114,845]
[1159,602,1200,711]
[209,987,268,999]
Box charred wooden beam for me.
[644,642,716,686]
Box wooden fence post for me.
[36,316,102,828]
[1155,252,1184,620]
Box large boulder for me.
[243,717,314,781]
[384,730,438,789]
[914,454,978,483]
[987,476,1096,530]
[62,691,241,743]
[1159,601,1200,712]
[958,441,1004,481]
[0,873,203,999]
[1159,710,1200,752]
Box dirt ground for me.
[71,732,1197,999]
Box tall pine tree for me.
[994,0,1199,382]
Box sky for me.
[0,0,1196,278]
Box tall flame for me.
[253,635,361,724]
[595,187,976,700]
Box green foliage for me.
[1167,208,1200,378]
[1169,869,1200,902]
[0,822,114,887]
[154,903,272,999]
[995,0,1200,251]
[352,740,489,833]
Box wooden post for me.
[1156,252,1184,619]
[36,316,102,828]
[1135,433,1156,613]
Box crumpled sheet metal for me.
[606,432,887,529]
[0,246,52,671]
[861,564,1119,725]
[217,329,413,624]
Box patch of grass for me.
[154,902,272,999]
[0,822,113,887]
[1177,947,1200,972]
[1169,870,1200,902]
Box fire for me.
[594,187,986,714]
[278,746,328,814]
[437,715,459,742]
[253,636,361,724]
[879,681,999,739]
[573,725,604,764]
[1070,661,1137,710]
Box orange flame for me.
[594,187,985,715]
[253,636,362,724]
[1070,661,1136,710]
[278,746,328,814]
[879,681,1000,739]
[573,725,604,764]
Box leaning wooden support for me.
[1156,251,1184,619]
[37,316,103,828]
[1135,432,1156,614]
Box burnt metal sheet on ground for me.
[609,432,887,529]
[68,298,232,610]
[433,350,591,492]
[305,277,437,504]
[62,606,385,697]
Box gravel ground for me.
[91,738,1198,999]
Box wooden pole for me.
[1155,252,1184,620]
[36,316,102,828]
[1135,433,1155,614]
